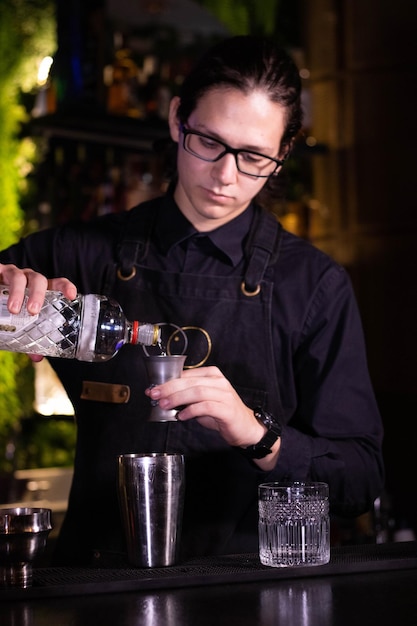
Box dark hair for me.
[160,36,303,205]
[177,35,303,159]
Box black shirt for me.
[0,194,384,563]
[149,198,254,273]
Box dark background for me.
[11,0,417,538]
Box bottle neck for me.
[130,320,139,345]
[128,320,160,346]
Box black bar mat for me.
[1,541,417,601]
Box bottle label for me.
[75,294,100,360]
[0,289,39,333]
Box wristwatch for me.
[238,407,282,459]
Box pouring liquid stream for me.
[157,340,167,356]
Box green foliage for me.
[0,0,56,473]
[0,0,56,248]
[197,0,281,36]
[0,0,56,91]
[0,101,25,249]
[12,416,76,470]
[0,353,35,474]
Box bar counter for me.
[2,541,417,625]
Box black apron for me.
[53,199,285,565]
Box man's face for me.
[169,87,286,231]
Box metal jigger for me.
[0,507,52,588]
[144,355,187,422]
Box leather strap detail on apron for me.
[81,381,131,403]
[242,211,282,295]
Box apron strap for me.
[115,200,156,280]
[112,198,281,295]
[242,209,282,295]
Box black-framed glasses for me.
[179,124,284,178]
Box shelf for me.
[30,111,170,152]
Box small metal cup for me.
[144,354,187,422]
[0,507,52,588]
[118,453,185,568]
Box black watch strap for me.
[237,407,282,460]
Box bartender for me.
[0,35,384,565]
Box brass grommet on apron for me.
[241,281,261,297]
[117,266,137,281]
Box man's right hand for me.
[0,264,77,315]
[0,264,78,361]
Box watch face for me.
[254,408,278,428]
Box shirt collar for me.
[155,194,255,267]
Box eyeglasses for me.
[179,124,284,178]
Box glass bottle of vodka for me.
[0,286,160,362]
